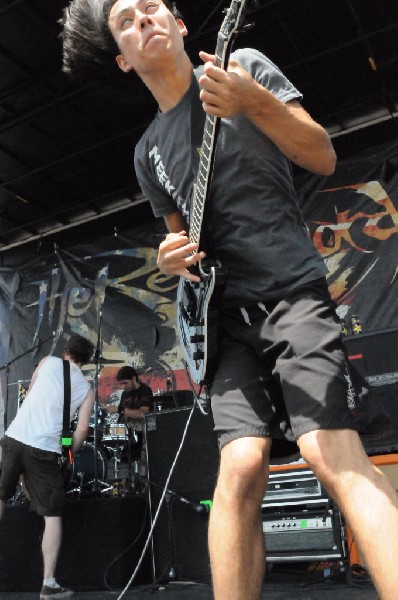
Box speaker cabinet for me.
[344,329,398,454]
[145,406,219,583]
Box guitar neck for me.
[189,36,235,247]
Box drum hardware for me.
[103,441,127,480]
[152,391,177,412]
[8,476,30,506]
[102,427,145,495]
[71,406,107,440]
[88,307,119,494]
[128,460,148,495]
[67,442,112,497]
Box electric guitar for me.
[176,0,251,385]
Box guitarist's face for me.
[109,0,188,77]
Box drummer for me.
[103,366,153,472]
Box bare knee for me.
[297,429,374,497]
[216,437,271,505]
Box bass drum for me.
[69,442,107,486]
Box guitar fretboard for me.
[189,0,248,247]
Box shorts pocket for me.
[29,447,57,462]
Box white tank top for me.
[6,356,90,453]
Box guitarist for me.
[0,335,94,600]
[61,3,398,600]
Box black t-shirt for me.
[120,383,153,412]
[134,48,327,307]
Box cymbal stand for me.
[88,306,111,494]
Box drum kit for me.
[68,405,145,497]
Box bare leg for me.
[298,429,398,600]
[42,516,62,580]
[209,437,271,600]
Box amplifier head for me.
[263,470,326,507]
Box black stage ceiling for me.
[0,0,398,253]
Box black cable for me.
[102,499,150,591]
[115,403,197,599]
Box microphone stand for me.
[143,475,208,587]
[0,333,55,432]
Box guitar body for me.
[177,263,226,385]
[175,0,250,385]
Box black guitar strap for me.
[61,359,73,449]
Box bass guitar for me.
[176,0,251,385]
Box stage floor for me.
[0,496,381,600]
[0,578,380,599]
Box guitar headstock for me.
[219,0,252,43]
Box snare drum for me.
[106,423,129,441]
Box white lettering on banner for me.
[149,145,189,219]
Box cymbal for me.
[95,357,122,365]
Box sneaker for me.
[39,585,73,599]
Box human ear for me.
[115,54,134,73]
[176,18,188,37]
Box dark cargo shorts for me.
[210,279,390,460]
[0,436,65,517]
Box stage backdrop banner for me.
[298,138,398,332]
[0,223,188,425]
[1,140,398,422]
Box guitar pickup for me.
[190,334,205,343]
[179,302,198,325]
[179,302,190,322]
[193,350,204,360]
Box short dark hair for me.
[117,365,138,381]
[60,0,182,83]
[64,335,94,365]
